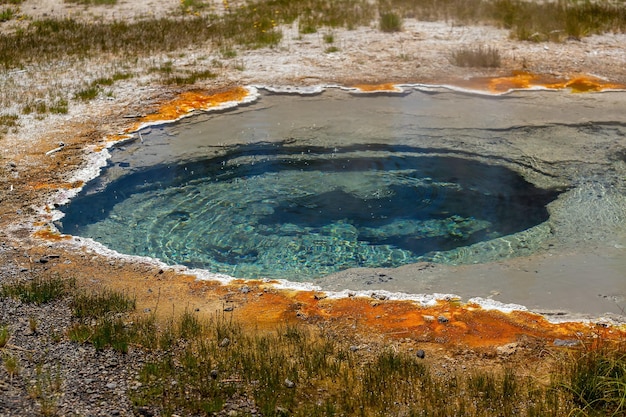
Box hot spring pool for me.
[56,88,626,312]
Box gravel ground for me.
[0,268,258,417]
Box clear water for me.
[59,141,560,280]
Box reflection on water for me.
[59,141,560,280]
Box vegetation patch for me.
[0,7,17,22]
[0,113,19,137]
[2,273,626,416]
[0,275,75,304]
[22,98,69,115]
[163,69,217,85]
[0,0,624,69]
[379,11,403,32]
[75,85,101,101]
[0,324,9,348]
[71,288,136,318]
[180,0,207,14]
[561,344,626,416]
[451,45,501,68]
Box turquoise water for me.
[59,141,559,280]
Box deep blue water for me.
[59,142,560,279]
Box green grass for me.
[379,11,403,32]
[125,313,624,417]
[560,344,626,416]
[0,324,9,348]
[0,7,17,22]
[0,275,75,304]
[163,69,217,85]
[451,45,501,68]
[180,0,207,14]
[387,0,626,42]
[68,288,136,353]
[71,288,136,318]
[75,85,101,101]
[92,71,133,86]
[22,98,69,115]
[3,352,19,380]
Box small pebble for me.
[437,316,449,324]
[284,378,295,388]
[416,349,426,359]
[219,338,231,348]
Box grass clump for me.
[75,85,100,101]
[92,71,133,86]
[68,288,136,353]
[379,11,403,32]
[0,324,10,348]
[3,352,20,381]
[163,69,216,85]
[451,45,501,68]
[29,364,63,417]
[0,7,17,22]
[71,288,136,318]
[561,344,626,416]
[0,113,19,137]
[0,275,75,304]
[180,0,207,14]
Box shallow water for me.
[58,89,626,314]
